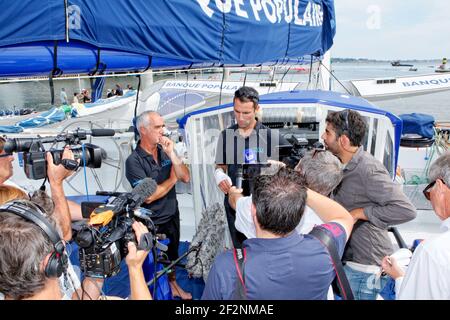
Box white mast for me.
[319,51,331,90]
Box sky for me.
[332,0,450,60]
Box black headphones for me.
[0,200,68,278]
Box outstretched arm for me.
[306,189,353,241]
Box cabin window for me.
[370,118,378,156]
[383,132,394,176]
[362,116,370,151]
[376,79,396,84]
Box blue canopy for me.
[0,0,335,76]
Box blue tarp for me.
[16,107,66,128]
[399,113,435,139]
[0,125,24,133]
[0,0,335,76]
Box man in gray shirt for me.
[321,109,416,300]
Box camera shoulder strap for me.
[232,247,247,300]
[308,226,354,300]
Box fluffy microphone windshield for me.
[130,178,157,209]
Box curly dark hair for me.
[251,167,307,235]
[325,109,367,147]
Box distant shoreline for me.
[332,58,442,63]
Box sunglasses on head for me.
[339,109,350,133]
[423,179,446,201]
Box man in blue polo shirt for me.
[215,86,288,248]
[126,111,191,299]
[202,168,353,300]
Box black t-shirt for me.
[125,143,176,224]
[215,122,287,194]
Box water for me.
[331,61,450,121]
[0,61,448,121]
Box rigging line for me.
[49,41,62,106]
[243,69,248,87]
[319,60,352,95]
[88,48,102,76]
[64,0,69,42]
[183,70,189,118]
[307,55,313,90]
[267,64,277,94]
[315,61,321,89]
[279,64,292,88]
[133,75,142,145]
[218,66,226,107]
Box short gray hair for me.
[295,150,343,195]
[429,152,450,186]
[135,111,159,134]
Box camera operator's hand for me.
[46,147,79,241]
[126,221,152,300]
[126,221,151,269]
[46,147,78,185]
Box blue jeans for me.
[343,264,390,300]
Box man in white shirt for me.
[229,149,343,237]
[381,152,450,299]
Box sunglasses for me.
[423,179,446,201]
[339,109,350,133]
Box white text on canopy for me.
[196,0,323,26]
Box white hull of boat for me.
[347,73,450,100]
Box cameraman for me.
[0,201,152,300]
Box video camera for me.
[72,178,168,278]
[278,134,324,169]
[3,128,115,180]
